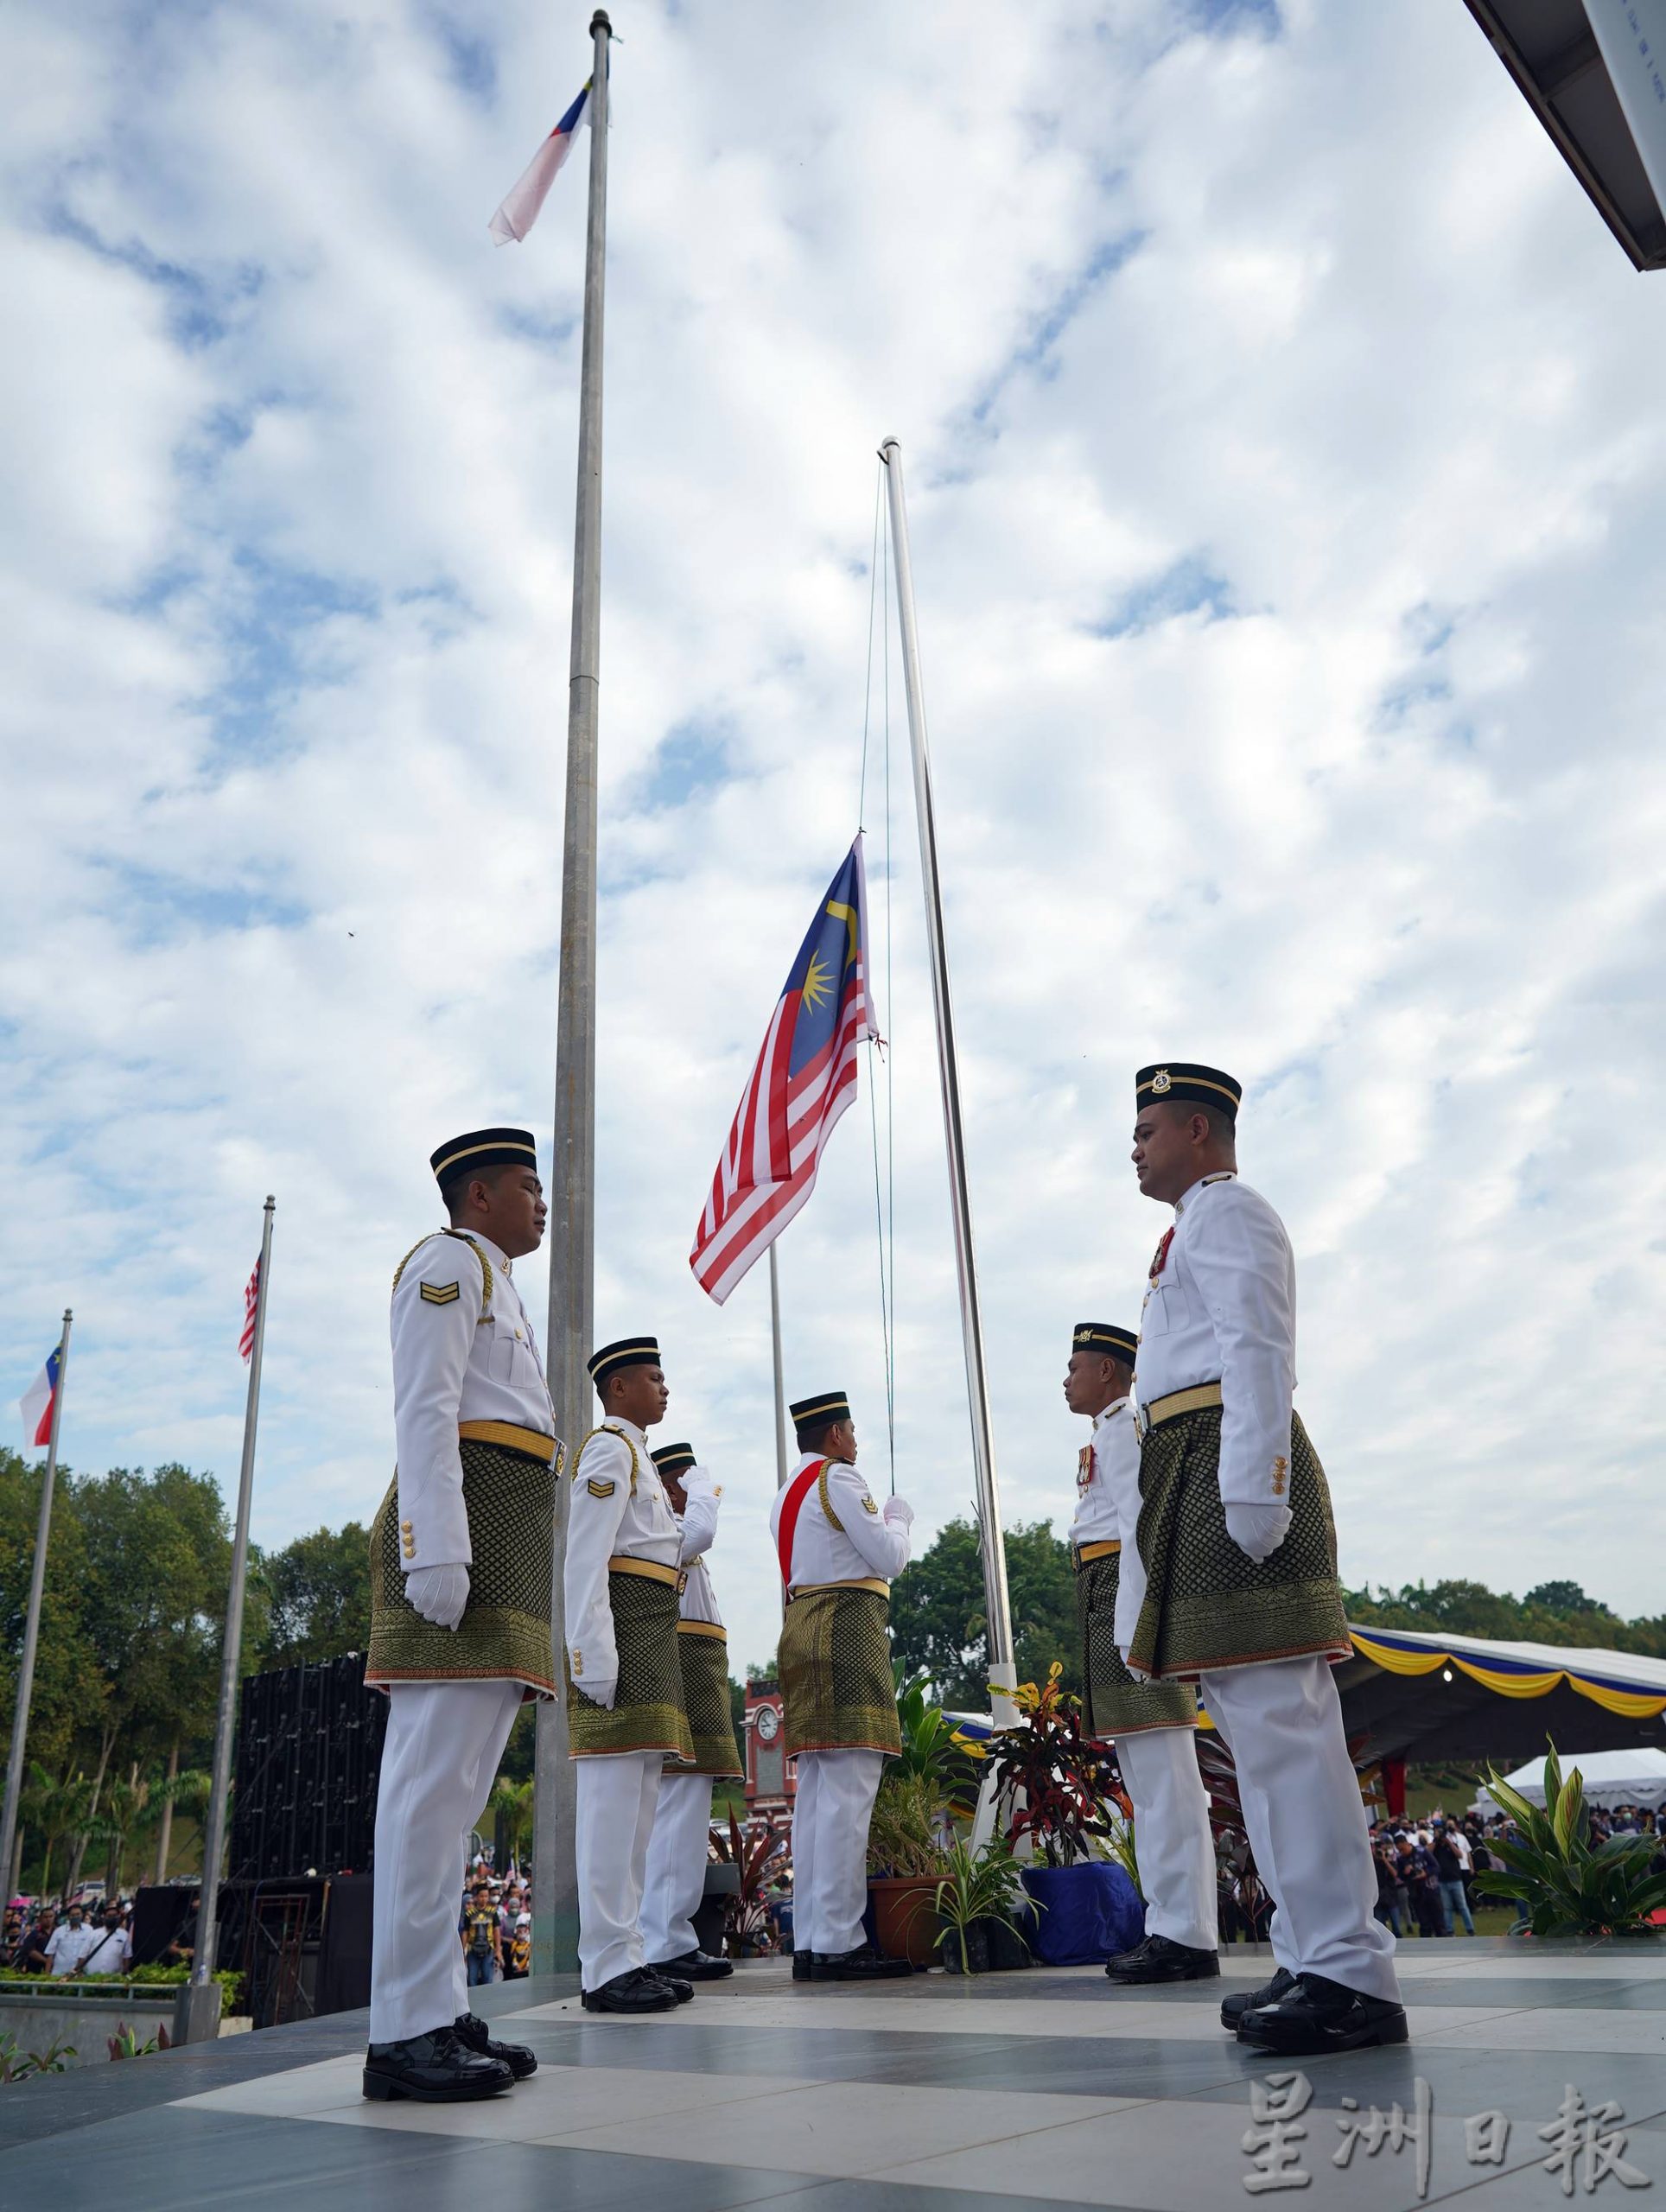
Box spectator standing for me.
[460,1880,501,1987]
[79,1901,135,1977]
[1371,1840,1404,1936]
[503,1906,531,1980]
[1431,1825,1474,1936]
[15,1908,56,1975]
[46,1902,104,1978]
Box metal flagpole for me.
[0,1309,72,1899]
[768,1245,790,1491]
[535,7,612,1980]
[187,1196,274,2038]
[879,438,1018,1731]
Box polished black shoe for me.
[642,1967,695,2004]
[580,1967,679,2014]
[452,2011,537,2079]
[810,1944,912,1981]
[363,2026,514,2101]
[1220,1965,1297,2031]
[653,1948,734,1981]
[1104,1934,1220,1985]
[791,1949,817,1982]
[1237,1970,1409,2055]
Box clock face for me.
[755,1702,780,1743]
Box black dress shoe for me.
[642,1967,695,2003]
[581,1968,679,2014]
[452,2011,537,2078]
[1237,1970,1408,2054]
[810,1944,912,1981]
[653,1948,734,1981]
[363,2026,514,2101]
[792,1950,817,1982]
[1104,1934,1220,1985]
[1220,1966,1297,2031]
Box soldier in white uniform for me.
[1128,1064,1404,2055]
[564,1337,696,2014]
[640,1440,742,1981]
[1063,1321,1218,1983]
[362,1126,554,2103]
[771,1390,914,1984]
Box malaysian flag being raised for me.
[690,837,879,1304]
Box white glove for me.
[682,1466,720,1500]
[574,1675,618,1711]
[881,1496,914,1529]
[1224,1502,1293,1561]
[405,1561,470,1629]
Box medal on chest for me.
[1148,1227,1174,1282]
[1077,1443,1095,1492]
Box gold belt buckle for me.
[1133,1399,1150,1442]
[677,1569,689,1595]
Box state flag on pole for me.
[240,1260,261,1363]
[19,1347,62,1449]
[690,838,879,1304]
[489,81,591,245]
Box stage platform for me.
[3,1938,1665,2209]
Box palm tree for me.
[487,1777,534,1872]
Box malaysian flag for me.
[239,1259,262,1362]
[690,838,879,1303]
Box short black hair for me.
[1160,1096,1237,1145]
[442,1159,520,1219]
[795,1418,845,1455]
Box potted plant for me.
[933,1834,1039,1974]
[866,1770,945,1963]
[982,1663,1144,1965]
[713,1811,787,1956]
[1474,1742,1666,1939]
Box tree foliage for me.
[1344,1577,1666,1657]
[889,1516,1079,1708]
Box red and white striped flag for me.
[239,1260,261,1363]
[690,839,878,1304]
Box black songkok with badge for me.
[1135,1064,1242,1119]
[790,1389,851,1435]
[652,1442,696,1478]
[588,1337,663,1391]
[1071,1322,1138,1369]
[429,1126,540,1188]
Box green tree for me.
[261,1522,373,1666]
[890,1516,1078,1707]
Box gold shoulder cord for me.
[817,1463,846,1534]
[572,1424,639,1497]
[391,1235,440,1293]
[441,1228,494,1321]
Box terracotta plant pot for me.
[868,1875,941,1964]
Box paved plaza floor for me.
[3,1937,1664,2209]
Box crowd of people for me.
[3,1895,137,1978]
[455,1871,532,1985]
[1365,1803,1663,1938]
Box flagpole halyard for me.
[535,5,613,1982]
[0,1309,72,1901]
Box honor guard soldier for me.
[362,1126,552,2103]
[564,1337,696,2014]
[640,1440,742,1982]
[772,1390,913,1983]
[1128,1065,1404,2054]
[1064,1321,1219,1983]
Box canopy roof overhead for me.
[1474,1747,1666,1813]
[1334,1624,1666,1766]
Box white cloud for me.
[3,0,1665,1700]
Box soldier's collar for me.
[1173,1168,1237,1217]
[1092,1395,1129,1427]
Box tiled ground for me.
[3,1939,1664,2210]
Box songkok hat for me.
[652,1442,696,1478]
[430,1127,538,1185]
[1135,1064,1242,1119]
[588,1337,662,1389]
[1071,1322,1137,1367]
[790,1389,851,1428]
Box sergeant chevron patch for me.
[419,1281,461,1305]
[587,1478,616,1499]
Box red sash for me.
[776,1459,829,1590]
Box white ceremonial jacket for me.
[563,1420,681,1703]
[675,1468,723,1628]
[1134,1171,1297,1511]
[769,1452,912,1589]
[1069,1395,1133,1548]
[390,1229,556,1573]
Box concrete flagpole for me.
[0,1310,73,1901]
[534,8,613,1980]
[768,1245,790,1491]
[183,1196,274,2041]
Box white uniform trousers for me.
[1115,1724,1218,1954]
[575,1751,663,1990]
[641,1769,713,1967]
[369,1678,524,2044]
[792,1747,885,1955]
[1201,1655,1401,2003]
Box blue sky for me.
[3,0,1666,1676]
